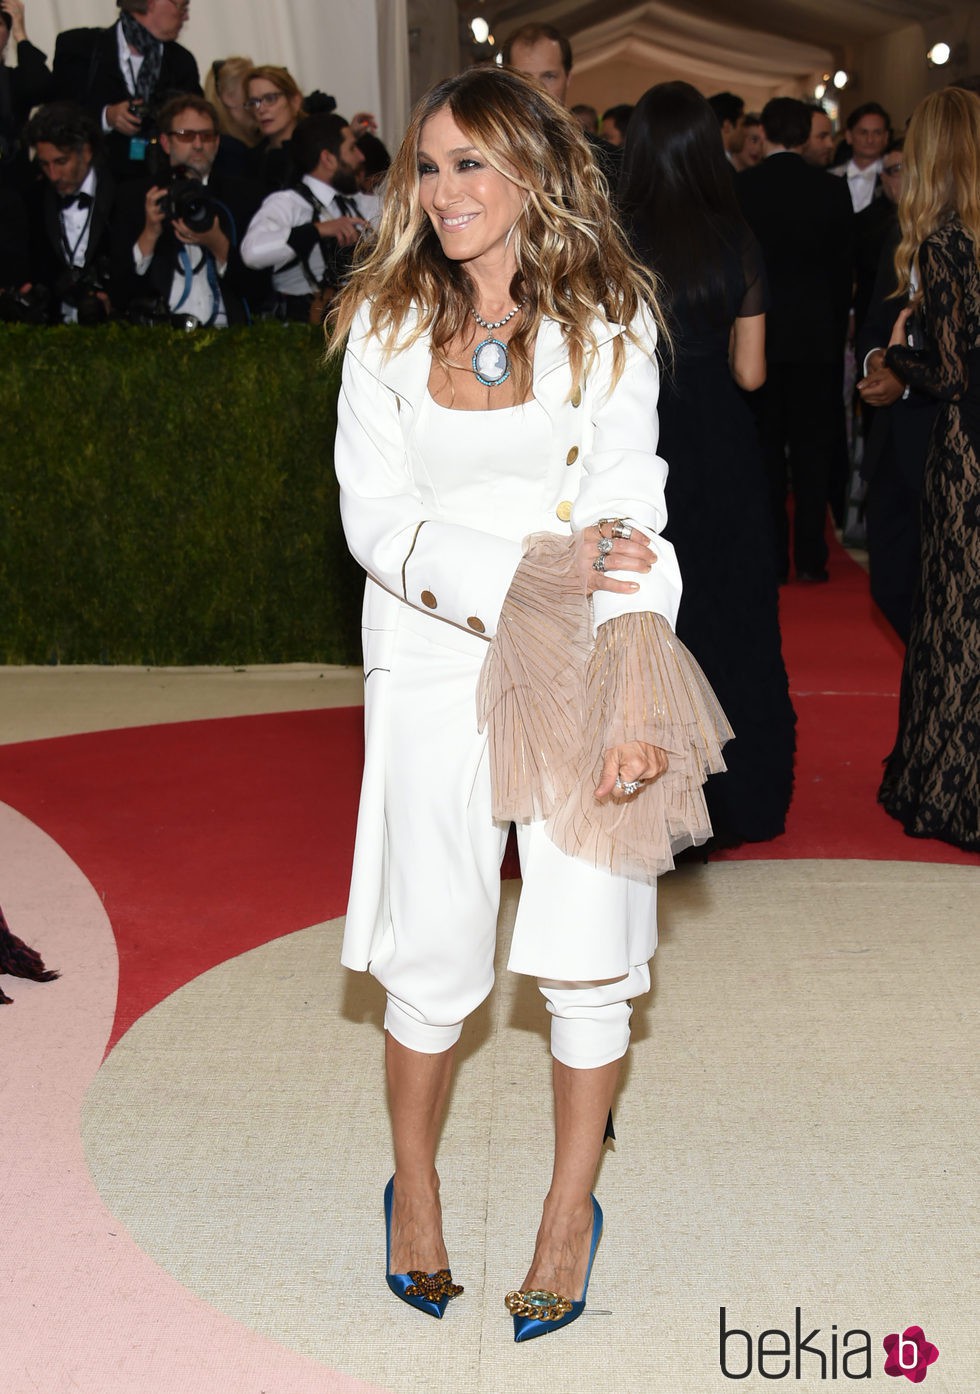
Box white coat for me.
[334,301,683,975]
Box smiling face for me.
[417,107,525,279]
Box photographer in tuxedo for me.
[52,0,200,183]
[0,0,54,188]
[25,101,115,323]
[112,95,267,326]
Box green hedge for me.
[0,323,365,665]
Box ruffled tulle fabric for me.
[477,532,733,883]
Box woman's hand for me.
[888,306,913,349]
[595,740,669,802]
[574,522,656,595]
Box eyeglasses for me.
[169,128,219,143]
[244,92,286,111]
[882,163,903,176]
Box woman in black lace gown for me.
[620,82,796,845]
[879,88,980,851]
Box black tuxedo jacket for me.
[856,223,937,490]
[28,166,116,320]
[736,152,854,364]
[52,23,201,181]
[111,169,269,324]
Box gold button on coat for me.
[420,590,437,609]
[466,616,486,634]
[566,446,579,465]
[556,500,573,522]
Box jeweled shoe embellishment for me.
[406,1270,464,1302]
[504,1289,573,1321]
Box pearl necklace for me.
[470,301,525,387]
[471,302,525,330]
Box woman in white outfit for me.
[328,67,730,1341]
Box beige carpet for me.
[81,864,977,1392]
[4,665,976,1392]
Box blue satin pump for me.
[384,1176,463,1319]
[506,1194,603,1343]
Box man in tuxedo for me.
[112,94,266,325]
[500,23,622,190]
[52,0,200,183]
[708,91,746,166]
[737,97,854,582]
[241,112,378,323]
[25,101,115,323]
[830,102,890,212]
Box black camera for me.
[0,284,51,324]
[56,262,111,326]
[160,177,219,234]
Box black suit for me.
[0,40,54,189]
[738,153,853,576]
[111,170,268,324]
[28,166,116,321]
[52,23,201,182]
[856,226,937,643]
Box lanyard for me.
[60,202,95,269]
[174,245,221,326]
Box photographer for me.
[0,1,54,189]
[241,112,379,323]
[112,95,267,326]
[52,0,200,183]
[25,101,114,324]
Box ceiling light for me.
[470,16,490,44]
[814,83,826,99]
[927,42,951,66]
[832,69,849,90]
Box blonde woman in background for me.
[879,86,980,850]
[205,56,260,146]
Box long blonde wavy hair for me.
[327,66,667,398]
[894,86,980,299]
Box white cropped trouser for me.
[363,612,657,1069]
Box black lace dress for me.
[655,234,797,845]
[881,219,980,850]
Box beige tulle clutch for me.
[477,532,733,883]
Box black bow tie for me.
[59,191,93,211]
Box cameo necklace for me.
[470,301,525,387]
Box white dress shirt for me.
[131,175,229,327]
[241,174,380,296]
[102,21,142,132]
[832,157,881,213]
[58,167,99,323]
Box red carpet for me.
[0,545,973,1048]
[717,534,977,865]
[0,709,362,1051]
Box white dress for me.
[334,307,693,1025]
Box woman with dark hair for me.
[878,87,980,850]
[620,80,795,846]
[328,66,731,1339]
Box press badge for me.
[129,137,148,161]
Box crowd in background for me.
[0,0,391,326]
[0,6,977,848]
